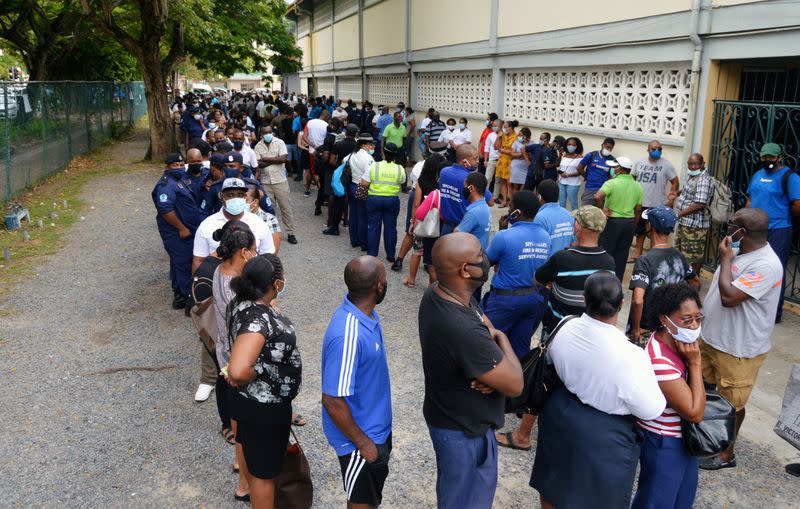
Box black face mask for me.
[233,140,244,150]
[187,163,203,175]
[465,253,491,284]
[759,160,778,171]
[376,281,387,305]
[462,185,474,200]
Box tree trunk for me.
[139,52,177,161]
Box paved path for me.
[0,130,798,508]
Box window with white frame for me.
[367,74,409,106]
[503,66,692,142]
[417,72,492,117]
[317,77,335,97]
[337,76,363,102]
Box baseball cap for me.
[215,141,234,153]
[384,142,399,154]
[209,153,226,169]
[224,151,243,164]
[642,206,677,233]
[165,152,184,164]
[608,156,633,169]
[760,142,781,157]
[221,177,247,191]
[572,205,607,232]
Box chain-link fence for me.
[1,81,147,202]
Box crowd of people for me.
[152,88,795,508]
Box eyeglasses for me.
[672,313,705,327]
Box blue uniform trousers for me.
[481,288,546,359]
[767,226,792,322]
[157,223,194,296]
[632,430,698,509]
[428,426,498,509]
[366,194,400,260]
[349,183,368,249]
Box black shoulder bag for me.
[682,382,737,457]
[505,315,578,415]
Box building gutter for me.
[683,0,704,165]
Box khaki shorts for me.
[700,340,768,410]
[675,224,707,264]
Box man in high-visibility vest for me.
[360,142,407,261]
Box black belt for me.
[491,286,537,296]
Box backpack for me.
[190,256,223,352]
[331,160,349,197]
[708,176,734,224]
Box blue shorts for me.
[428,426,497,509]
[631,429,698,509]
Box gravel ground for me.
[0,130,798,508]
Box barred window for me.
[503,66,692,142]
[367,74,409,106]
[417,72,492,117]
[337,76,363,102]
[317,77,335,98]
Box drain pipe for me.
[682,0,704,171]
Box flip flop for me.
[234,493,250,502]
[221,427,236,445]
[496,432,531,451]
[403,277,415,289]
[291,413,307,427]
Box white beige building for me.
[284,0,800,178]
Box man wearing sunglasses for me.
[699,208,783,470]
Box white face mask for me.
[447,125,455,131]
[666,316,702,344]
[601,148,612,157]
[566,145,577,154]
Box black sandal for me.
[234,493,250,502]
[221,427,236,445]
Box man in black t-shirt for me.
[418,233,523,509]
[315,118,342,221]
[324,124,359,236]
[536,205,616,335]
[627,206,700,344]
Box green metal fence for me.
[708,99,800,302]
[1,81,147,202]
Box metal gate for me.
[708,100,800,301]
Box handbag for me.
[774,363,800,451]
[274,428,313,509]
[505,315,577,415]
[413,190,440,238]
[681,383,737,457]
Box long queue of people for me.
[153,90,794,508]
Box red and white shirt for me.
[637,335,686,437]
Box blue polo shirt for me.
[534,202,575,255]
[375,114,393,140]
[457,199,491,248]
[747,166,800,229]
[486,221,551,290]
[291,116,302,133]
[580,151,615,190]
[322,295,392,456]
[439,164,493,225]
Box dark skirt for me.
[530,386,642,509]
[230,391,292,480]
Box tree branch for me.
[79,0,141,57]
[161,19,185,76]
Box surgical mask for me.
[458,123,465,130]
[187,163,203,174]
[485,120,490,126]
[601,148,612,157]
[193,114,202,121]
[233,140,244,150]
[687,169,703,177]
[462,185,474,200]
[492,126,499,133]
[276,278,287,298]
[509,209,521,225]
[209,122,217,130]
[368,148,375,155]
[224,197,248,215]
[376,281,387,305]
[263,134,273,143]
[729,227,744,251]
[447,125,455,131]
[517,136,524,144]
[465,253,491,284]
[502,127,509,134]
[608,168,618,178]
[650,149,662,159]
[462,159,478,171]
[666,316,702,344]
[539,139,546,145]
[566,145,577,154]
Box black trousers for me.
[600,217,636,281]
[202,340,231,430]
[330,195,347,229]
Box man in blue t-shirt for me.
[439,145,493,234]
[322,256,392,508]
[456,172,491,249]
[577,136,616,206]
[373,106,393,161]
[746,142,800,323]
[534,179,575,255]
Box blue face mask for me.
[276,278,287,298]
[224,167,240,179]
[209,122,217,130]
[368,149,375,155]
[167,168,184,179]
[650,149,662,159]
[687,169,702,177]
[263,134,273,143]
[224,197,248,216]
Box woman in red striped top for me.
[632,283,707,509]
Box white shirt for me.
[548,313,666,420]
[558,157,582,186]
[238,144,259,169]
[306,118,328,154]
[438,128,456,144]
[410,160,424,189]
[345,149,375,184]
[484,132,499,160]
[193,210,275,258]
[418,117,432,132]
[452,127,473,146]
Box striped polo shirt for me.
[321,295,392,456]
[638,335,685,437]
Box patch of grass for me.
[0,124,149,302]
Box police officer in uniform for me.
[152,152,203,309]
[360,142,407,261]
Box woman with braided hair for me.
[225,253,302,509]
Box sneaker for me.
[314,206,322,216]
[172,293,187,310]
[323,228,340,236]
[287,235,298,244]
[194,383,215,402]
[391,259,403,272]
[304,190,311,197]
[699,454,737,471]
